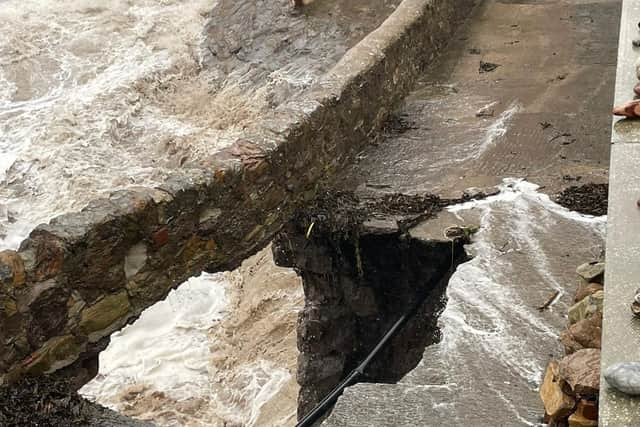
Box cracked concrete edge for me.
[0,0,477,384]
[600,0,640,425]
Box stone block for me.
[79,291,131,342]
[0,250,26,288]
[22,334,85,375]
[540,361,576,420]
[559,349,600,397]
[568,412,598,427]
[574,282,603,303]
[560,313,601,354]
[576,262,605,284]
[568,291,604,324]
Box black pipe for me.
[295,306,418,427]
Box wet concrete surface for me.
[339,0,619,199]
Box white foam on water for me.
[210,360,292,427]
[81,270,295,426]
[0,0,221,250]
[405,178,606,423]
[81,273,230,404]
[470,102,521,159]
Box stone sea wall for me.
[0,0,477,386]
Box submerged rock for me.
[558,349,600,397]
[576,262,605,283]
[604,362,640,396]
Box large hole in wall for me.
[79,245,303,427]
[273,207,470,421]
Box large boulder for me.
[568,291,604,324]
[559,349,600,397]
[560,313,601,354]
[540,361,576,421]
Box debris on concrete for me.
[556,184,608,217]
[475,103,496,117]
[479,60,500,73]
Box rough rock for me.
[540,361,576,420]
[0,250,26,287]
[574,399,598,421]
[612,100,640,118]
[560,313,602,354]
[568,291,604,324]
[604,362,640,396]
[559,349,600,397]
[576,262,605,284]
[23,335,85,375]
[568,412,598,427]
[79,291,131,343]
[574,282,603,303]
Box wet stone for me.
[575,261,605,283]
[574,282,603,303]
[79,291,131,342]
[575,399,598,421]
[568,412,598,427]
[560,313,601,354]
[568,291,604,324]
[559,349,600,397]
[23,334,85,375]
[604,362,640,396]
[540,361,576,420]
[0,250,26,288]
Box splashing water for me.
[401,179,606,424]
[0,0,222,249]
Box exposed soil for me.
[556,183,609,217]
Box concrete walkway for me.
[340,0,617,199]
[324,0,620,425]
[600,0,640,425]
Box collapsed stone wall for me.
[0,0,476,388]
[272,192,470,419]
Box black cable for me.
[295,303,419,427]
